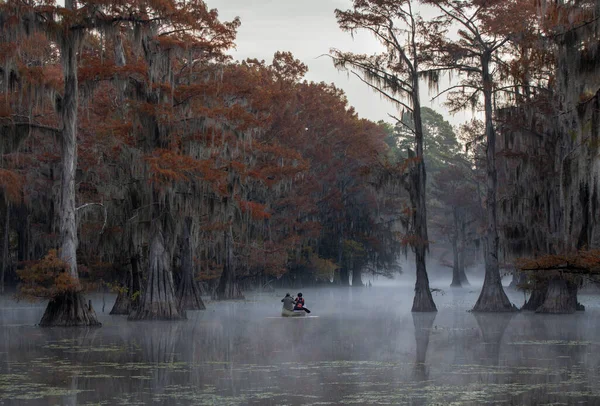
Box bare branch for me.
[76,203,108,234]
[350,71,414,113]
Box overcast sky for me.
[208,0,474,128]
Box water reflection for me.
[1,286,600,404]
[472,312,514,367]
[411,312,436,382]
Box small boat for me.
[281,307,306,317]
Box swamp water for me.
[1,283,600,405]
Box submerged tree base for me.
[128,303,186,321]
[522,286,547,311]
[177,280,206,311]
[472,282,517,312]
[213,284,245,301]
[39,291,101,327]
[536,278,577,314]
[109,290,132,315]
[411,287,437,312]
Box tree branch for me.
[76,203,108,234]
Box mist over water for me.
[2,280,600,405]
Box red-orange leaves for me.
[145,149,226,187]
[16,250,80,301]
[0,168,23,203]
[240,200,271,220]
[516,250,600,274]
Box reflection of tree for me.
[137,322,182,397]
[530,315,586,373]
[472,313,514,367]
[451,293,469,366]
[412,312,436,382]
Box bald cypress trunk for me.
[110,260,136,315]
[451,236,461,288]
[39,25,99,327]
[411,88,436,312]
[176,218,205,310]
[522,284,547,311]
[536,277,577,314]
[129,222,184,320]
[473,51,515,313]
[352,261,363,287]
[458,257,469,286]
[1,203,8,294]
[457,211,470,286]
[214,227,244,300]
[450,209,462,287]
[109,276,131,315]
[337,234,349,286]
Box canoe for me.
[281,307,306,317]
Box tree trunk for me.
[130,253,142,311]
[109,281,131,315]
[39,28,100,327]
[110,263,133,315]
[1,202,9,294]
[451,237,461,287]
[338,267,349,286]
[522,282,547,310]
[450,210,461,287]
[111,253,143,314]
[536,277,577,314]
[214,227,244,300]
[411,78,436,312]
[129,223,184,320]
[17,203,30,264]
[176,217,205,310]
[39,291,101,327]
[472,51,514,313]
[508,270,527,290]
[457,211,470,286]
[351,260,363,287]
[458,257,470,286]
[337,235,349,286]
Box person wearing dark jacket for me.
[293,292,310,313]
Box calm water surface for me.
[1,282,600,405]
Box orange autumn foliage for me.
[516,250,600,274]
[16,250,81,301]
[239,200,271,220]
[0,168,23,203]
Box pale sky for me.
[208,0,474,128]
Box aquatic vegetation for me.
[508,340,593,346]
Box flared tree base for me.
[411,288,437,312]
[109,291,131,315]
[39,291,101,327]
[472,282,517,313]
[213,287,245,301]
[213,279,245,301]
[536,278,577,314]
[522,286,547,311]
[177,280,206,311]
[128,303,186,321]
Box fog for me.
[2,282,600,405]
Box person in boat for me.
[294,292,310,313]
[281,293,295,311]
